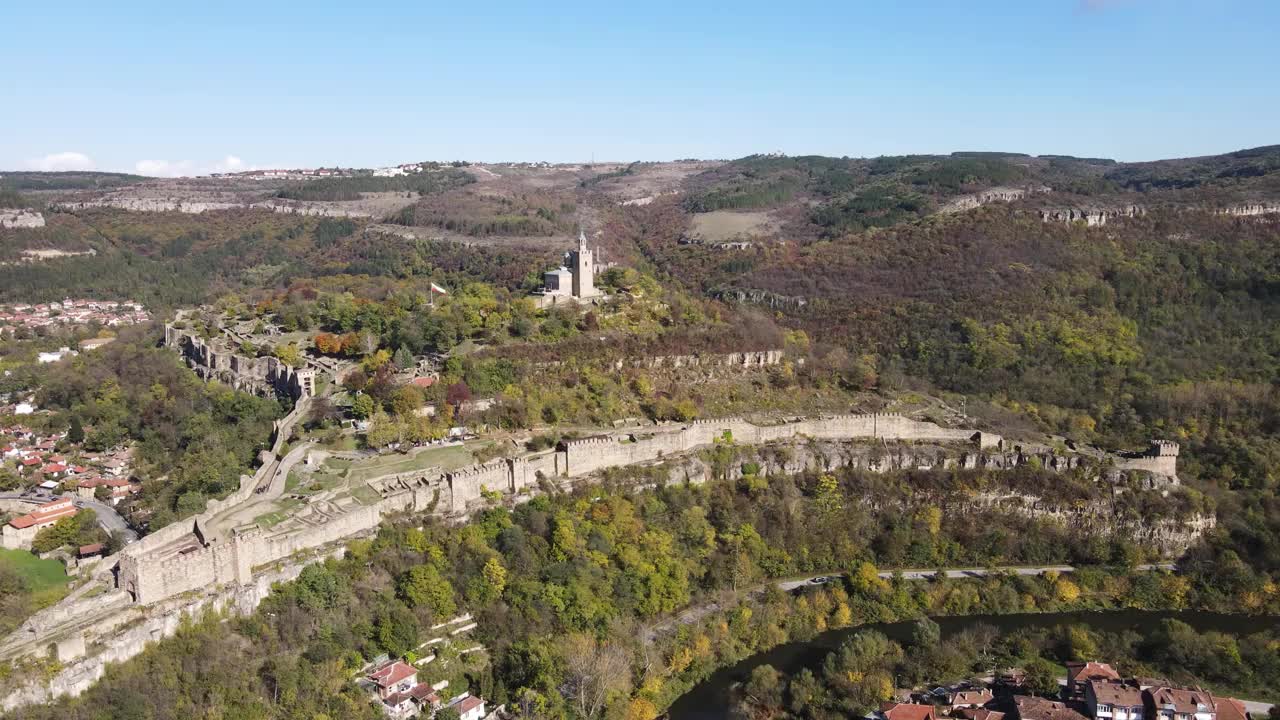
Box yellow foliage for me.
[833,603,853,627]
[626,698,659,720]
[1055,578,1081,603]
[667,647,693,674]
[692,634,712,658]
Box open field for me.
[0,548,69,595]
[687,210,779,242]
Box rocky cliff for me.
[55,198,371,217]
[1217,201,1280,217]
[1040,204,1145,226]
[939,185,1050,214]
[714,287,809,311]
[0,209,45,228]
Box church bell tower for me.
[570,230,594,298]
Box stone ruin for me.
[164,323,316,400]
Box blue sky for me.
[2,0,1276,174]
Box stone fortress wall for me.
[111,412,1180,608]
[1,405,1186,709]
[165,323,316,400]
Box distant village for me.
[0,299,149,337]
[879,661,1259,720]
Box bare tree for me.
[559,634,632,719]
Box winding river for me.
[667,610,1280,720]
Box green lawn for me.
[344,444,475,483]
[0,548,70,594]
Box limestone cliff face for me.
[0,209,45,228]
[1040,204,1145,226]
[1217,202,1280,217]
[715,287,809,311]
[614,349,785,371]
[639,440,1206,555]
[938,185,1050,214]
[55,198,371,217]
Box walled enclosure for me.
[110,412,1177,608]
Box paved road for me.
[73,498,138,543]
[776,563,1176,591]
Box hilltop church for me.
[536,230,610,307]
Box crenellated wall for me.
[559,413,998,477]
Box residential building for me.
[1066,662,1122,700]
[959,709,1006,720]
[1214,698,1248,720]
[367,660,418,700]
[2,497,78,549]
[1086,680,1145,720]
[450,695,486,720]
[380,683,440,719]
[1144,687,1217,720]
[1014,696,1091,720]
[950,689,995,712]
[880,702,939,720]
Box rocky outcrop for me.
[1217,202,1280,217]
[0,209,45,228]
[714,287,808,311]
[939,185,1049,214]
[614,349,785,371]
[1040,204,1145,226]
[55,198,371,218]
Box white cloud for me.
[135,159,196,177]
[214,155,246,172]
[25,152,96,172]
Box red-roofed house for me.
[40,463,70,477]
[880,703,938,720]
[1144,687,1217,720]
[1066,662,1121,700]
[368,660,418,699]
[2,497,78,549]
[73,476,137,504]
[449,695,486,720]
[382,683,441,719]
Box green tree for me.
[393,346,415,370]
[350,393,376,420]
[67,415,85,444]
[397,564,457,618]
